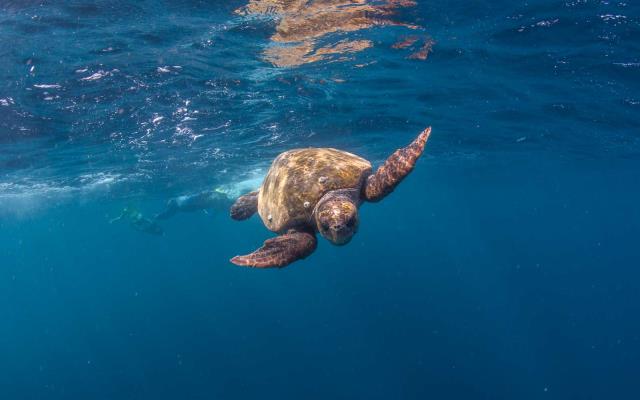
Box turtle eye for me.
[346,218,355,228]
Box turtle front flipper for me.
[363,127,431,202]
[230,191,259,220]
[231,230,317,268]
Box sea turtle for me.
[229,127,432,268]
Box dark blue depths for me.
[1,1,639,399]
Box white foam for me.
[535,19,559,27]
[79,172,122,189]
[215,174,265,198]
[600,14,626,21]
[0,173,129,218]
[0,182,74,218]
[80,70,117,81]
[614,62,640,68]
[33,84,61,89]
[81,72,106,81]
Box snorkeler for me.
[153,177,263,220]
[154,189,232,220]
[110,207,164,236]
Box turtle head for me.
[314,193,359,246]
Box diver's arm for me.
[109,212,125,224]
[154,199,178,220]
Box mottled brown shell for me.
[258,148,372,233]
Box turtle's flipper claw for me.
[231,230,317,268]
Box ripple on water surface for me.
[0,0,638,210]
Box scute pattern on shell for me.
[258,148,372,232]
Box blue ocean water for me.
[1,0,640,398]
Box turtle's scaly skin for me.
[364,127,431,202]
[258,148,372,233]
[231,229,317,268]
[230,190,259,220]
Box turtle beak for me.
[325,223,350,245]
[325,216,358,245]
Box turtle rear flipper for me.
[363,127,431,202]
[230,191,259,220]
[231,230,317,268]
